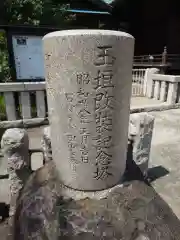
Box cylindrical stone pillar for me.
[43,30,134,190]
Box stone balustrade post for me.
[1,128,31,216]
[167,82,178,104]
[43,30,134,191]
[145,68,160,98]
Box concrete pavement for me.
[149,109,180,219]
[131,96,161,108]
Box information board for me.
[12,35,45,80]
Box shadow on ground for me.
[148,166,169,182]
[0,174,8,180]
[124,140,169,183]
[0,203,9,222]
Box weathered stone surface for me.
[130,102,180,114]
[0,128,7,175]
[129,113,154,175]
[43,30,134,191]
[1,128,32,216]
[0,118,48,131]
[128,121,138,141]
[0,120,23,129]
[9,156,180,240]
[41,126,52,163]
[23,118,48,128]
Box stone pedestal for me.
[11,161,180,240]
[43,30,134,191]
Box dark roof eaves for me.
[87,0,113,13]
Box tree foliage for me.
[3,0,72,26]
[0,31,11,82]
[0,0,74,82]
[0,0,140,82]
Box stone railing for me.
[1,69,180,125]
[145,68,180,104]
[0,69,146,123]
[152,74,180,104]
[0,82,47,121]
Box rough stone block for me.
[129,113,155,175]
[1,128,32,216]
[9,161,180,240]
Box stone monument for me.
[43,30,134,190]
[6,30,180,240]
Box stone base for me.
[9,160,180,240]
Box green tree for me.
[0,0,74,82]
[4,0,71,26]
[0,31,11,82]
